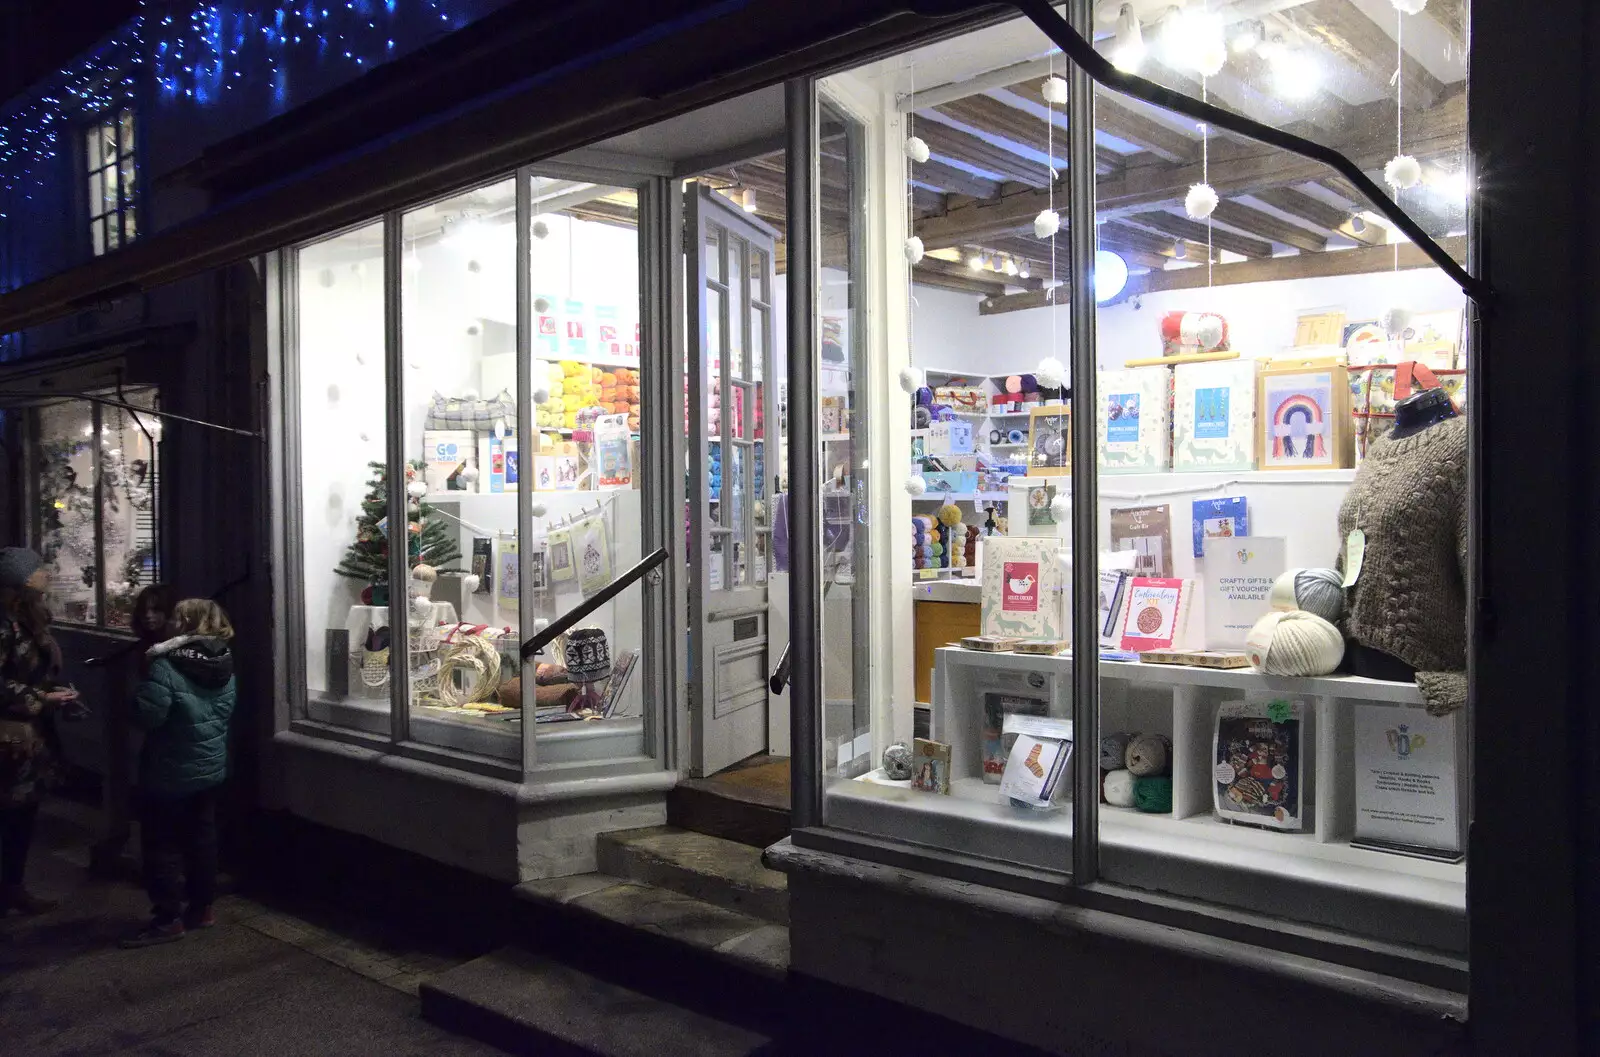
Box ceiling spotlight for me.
[967,251,984,271]
[1267,38,1321,99]
[1349,214,1366,234]
[1172,240,1187,260]
[1110,3,1145,73]
[1018,261,1030,279]
[1003,257,1019,276]
[741,187,758,213]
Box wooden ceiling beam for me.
[979,236,1466,315]
[1122,210,1275,259]
[912,157,1001,200]
[934,94,1127,175]
[915,120,1052,186]
[1209,199,1328,252]
[1250,186,1385,246]
[1293,0,1447,111]
[914,259,1009,296]
[1099,221,1219,263]
[1094,98,1199,164]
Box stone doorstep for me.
[421,947,773,1057]
[515,873,790,981]
[596,826,789,925]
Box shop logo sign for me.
[1385,724,1426,759]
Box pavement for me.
[0,799,506,1057]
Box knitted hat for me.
[0,548,42,589]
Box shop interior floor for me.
[420,946,774,1057]
[597,825,789,924]
[669,753,792,848]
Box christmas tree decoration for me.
[1185,182,1219,220]
[1385,154,1422,190]
[334,460,461,587]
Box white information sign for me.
[1352,704,1461,853]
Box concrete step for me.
[597,826,788,925]
[420,947,774,1057]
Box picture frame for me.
[1256,356,1351,471]
[1026,404,1071,477]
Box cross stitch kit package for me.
[1097,368,1172,474]
[1173,360,1256,472]
[1109,504,1173,577]
[1191,496,1248,558]
[1257,356,1351,470]
[1213,699,1308,831]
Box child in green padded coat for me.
[121,599,237,948]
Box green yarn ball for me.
[1133,776,1172,813]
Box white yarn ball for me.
[459,466,480,484]
[530,501,548,518]
[904,136,931,164]
[1034,209,1061,239]
[533,385,551,405]
[1268,568,1345,623]
[898,366,922,394]
[1382,307,1412,339]
[1390,0,1426,13]
[1194,314,1225,351]
[904,235,925,265]
[1035,356,1066,390]
[1385,154,1422,190]
[1246,610,1345,677]
[1049,492,1071,523]
[905,474,928,497]
[461,574,481,594]
[412,594,434,620]
[1041,76,1069,105]
[1185,182,1219,220]
[407,480,427,499]
[1104,769,1137,807]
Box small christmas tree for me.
[335,460,461,585]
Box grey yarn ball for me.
[1270,567,1345,623]
[883,743,914,781]
[1099,733,1131,771]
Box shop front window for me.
[31,386,161,630]
[802,1,1471,969]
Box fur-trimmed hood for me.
[147,635,233,690]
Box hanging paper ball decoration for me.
[1385,154,1422,190]
[1034,209,1062,239]
[1192,37,1227,78]
[1390,0,1427,12]
[459,466,480,484]
[530,501,548,518]
[1381,307,1412,339]
[1049,491,1071,523]
[461,574,481,595]
[407,480,428,499]
[904,136,931,164]
[1035,356,1067,390]
[898,366,922,394]
[412,594,435,620]
[904,235,925,265]
[1041,76,1069,105]
[905,474,929,497]
[532,220,550,240]
[1185,182,1219,220]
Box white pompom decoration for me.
[1390,0,1426,13]
[461,574,481,595]
[1049,492,1072,523]
[412,594,435,620]
[1194,314,1226,351]
[1381,307,1412,339]
[530,501,548,518]
[493,419,507,440]
[533,385,551,405]
[1385,154,1422,190]
[1041,76,1069,105]
[1035,356,1066,390]
[904,136,930,164]
[1185,182,1219,220]
[904,235,925,265]
[905,474,928,497]
[1034,209,1061,239]
[533,618,550,634]
[898,366,922,394]
[407,480,428,499]
[459,466,480,484]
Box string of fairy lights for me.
[0,0,512,216]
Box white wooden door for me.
[687,185,780,776]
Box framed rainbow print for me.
[1256,357,1351,471]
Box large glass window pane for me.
[525,177,648,767]
[35,400,101,625]
[98,387,161,629]
[400,178,520,762]
[295,221,390,732]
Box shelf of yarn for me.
[910,491,1009,504]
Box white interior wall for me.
[911,283,1063,378]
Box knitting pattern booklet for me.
[1213,699,1306,831]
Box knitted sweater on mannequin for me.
[1335,414,1467,714]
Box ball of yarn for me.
[883,743,913,780]
[1104,769,1137,807]
[1125,733,1170,777]
[913,405,932,428]
[1247,610,1345,676]
[936,503,963,527]
[1269,568,1345,623]
[1134,776,1173,814]
[1099,733,1131,771]
[905,474,928,497]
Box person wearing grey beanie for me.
[0,547,77,915]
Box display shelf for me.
[912,491,1010,503]
[822,432,852,442]
[988,410,1033,419]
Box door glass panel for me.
[728,237,747,379]
[730,444,747,586]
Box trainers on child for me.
[184,904,216,930]
[120,918,185,948]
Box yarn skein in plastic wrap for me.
[1134,776,1173,813]
[1247,610,1345,676]
[1099,733,1131,771]
[1104,769,1137,807]
[1268,567,1346,623]
[1125,733,1171,777]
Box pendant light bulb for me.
[1172,240,1187,260]
[1110,4,1146,73]
[967,251,984,271]
[741,187,757,213]
[1018,260,1030,279]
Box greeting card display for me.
[1256,357,1351,470]
[1118,577,1198,652]
[1213,699,1307,831]
[1173,360,1256,472]
[980,536,1064,641]
[1097,368,1171,474]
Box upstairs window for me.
[86,108,137,255]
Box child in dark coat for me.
[121,599,238,948]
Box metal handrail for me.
[83,570,253,668]
[520,547,669,661]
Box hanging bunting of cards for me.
[534,293,560,355]
[497,535,520,615]
[564,298,589,357]
[548,527,576,583]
